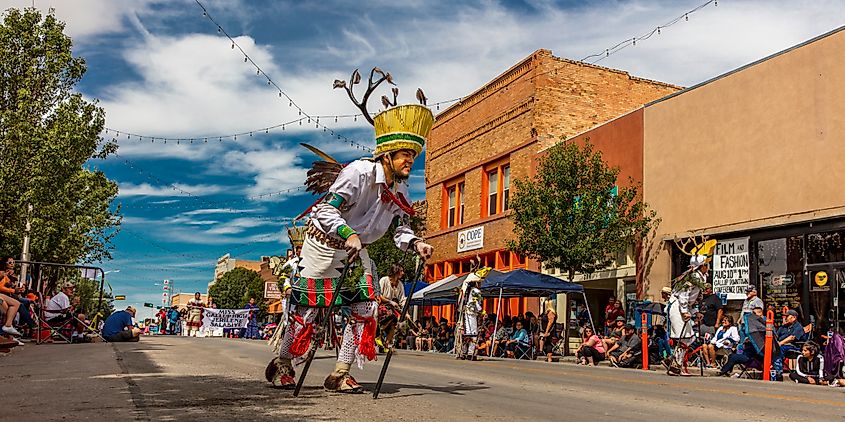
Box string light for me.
[193,0,374,152]
[531,0,717,81]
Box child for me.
[789,341,825,385]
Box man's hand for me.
[682,312,692,321]
[345,234,362,258]
[414,241,433,260]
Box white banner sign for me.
[457,226,484,253]
[712,237,750,300]
[264,281,282,299]
[202,308,251,329]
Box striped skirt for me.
[288,233,379,308]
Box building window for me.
[443,180,465,228]
[485,163,510,217]
[503,165,510,211]
[487,169,498,216]
[458,182,465,225]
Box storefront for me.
[671,217,845,333]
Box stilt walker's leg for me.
[373,260,425,399]
[293,261,352,397]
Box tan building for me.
[620,25,845,331]
[209,254,266,290]
[170,293,207,310]
[424,49,678,320]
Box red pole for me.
[763,310,774,381]
[641,312,649,371]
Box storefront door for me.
[807,265,845,334]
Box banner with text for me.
[201,308,250,329]
[712,237,750,300]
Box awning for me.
[480,268,583,297]
[411,274,458,300]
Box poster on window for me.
[711,237,750,300]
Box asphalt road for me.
[8,335,845,421]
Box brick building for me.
[423,49,678,320]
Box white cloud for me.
[219,147,308,198]
[118,182,227,197]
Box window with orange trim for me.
[443,180,465,228]
[484,162,510,217]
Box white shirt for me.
[710,326,740,349]
[311,160,419,249]
[379,276,406,307]
[45,291,70,318]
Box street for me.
[6,336,845,421]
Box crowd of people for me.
[570,279,845,388]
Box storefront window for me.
[758,236,804,324]
[807,230,845,264]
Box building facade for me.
[424,49,678,320]
[640,26,845,333]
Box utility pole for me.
[20,204,32,289]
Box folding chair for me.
[513,332,534,360]
[737,357,763,379]
[36,308,74,344]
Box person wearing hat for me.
[102,306,141,342]
[457,267,488,361]
[741,284,763,323]
[664,254,708,376]
[601,315,628,353]
[43,282,78,323]
[698,283,724,342]
[776,309,805,358]
[265,71,434,393]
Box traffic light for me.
[114,295,126,300]
[143,302,155,308]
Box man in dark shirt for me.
[777,309,805,357]
[608,324,642,368]
[698,283,724,339]
[103,306,141,342]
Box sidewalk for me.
[3,342,136,421]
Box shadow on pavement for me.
[112,343,333,421]
[360,381,489,399]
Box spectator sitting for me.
[415,320,433,351]
[434,320,452,352]
[492,319,511,357]
[505,320,530,359]
[607,324,642,368]
[0,293,22,337]
[777,309,805,358]
[602,316,626,352]
[44,282,76,323]
[406,319,422,350]
[102,306,141,342]
[476,319,495,357]
[576,326,606,366]
[789,341,826,385]
[719,307,772,377]
[703,315,739,367]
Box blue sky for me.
[2,0,843,320]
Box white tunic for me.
[310,160,419,249]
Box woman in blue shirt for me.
[506,321,530,359]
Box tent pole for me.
[562,292,570,356]
[582,291,595,332]
[490,287,503,358]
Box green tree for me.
[508,140,657,281]
[0,8,120,264]
[366,203,426,282]
[209,267,263,312]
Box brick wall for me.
[424,49,680,266]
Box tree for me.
[366,201,427,282]
[0,8,120,264]
[209,267,264,314]
[508,140,657,281]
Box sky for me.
[1,0,843,321]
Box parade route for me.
[5,335,844,421]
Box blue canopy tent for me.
[423,268,594,357]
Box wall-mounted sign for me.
[457,226,484,253]
[264,281,282,299]
[711,237,750,300]
[815,271,829,287]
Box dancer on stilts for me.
[265,67,434,393]
[457,267,489,361]
[665,253,710,376]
